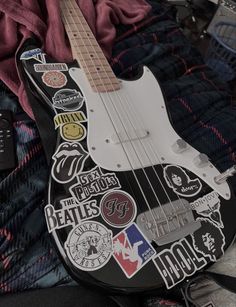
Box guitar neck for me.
[59,0,120,92]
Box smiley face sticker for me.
[61,122,86,142]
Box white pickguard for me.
[69,66,231,200]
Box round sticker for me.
[61,123,86,141]
[100,191,137,228]
[42,71,67,88]
[65,221,113,271]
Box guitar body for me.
[20,44,236,293]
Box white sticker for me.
[190,191,223,227]
[52,89,84,111]
[153,238,207,289]
[65,221,113,271]
[164,165,202,197]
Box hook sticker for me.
[65,221,113,271]
[51,142,88,183]
[164,165,202,197]
[113,223,156,278]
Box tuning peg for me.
[214,165,236,184]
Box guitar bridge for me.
[136,199,201,246]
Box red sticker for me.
[42,71,67,88]
[100,191,137,228]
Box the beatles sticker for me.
[100,191,137,228]
[113,223,156,278]
[65,221,113,271]
[45,197,100,233]
[52,89,84,111]
[164,165,202,197]
[70,166,121,203]
[51,142,88,183]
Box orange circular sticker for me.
[42,71,67,88]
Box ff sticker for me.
[42,71,67,88]
[100,191,137,228]
[52,89,84,111]
[192,218,225,262]
[190,191,223,227]
[51,142,88,183]
[113,223,156,278]
[164,165,202,197]
[65,221,113,271]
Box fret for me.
[60,0,120,92]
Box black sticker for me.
[52,89,84,111]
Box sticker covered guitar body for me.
[20,46,236,293]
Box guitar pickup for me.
[110,129,149,144]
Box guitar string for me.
[62,1,160,238]
[65,0,188,236]
[69,3,187,230]
[65,0,183,235]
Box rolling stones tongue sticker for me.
[65,221,113,271]
[164,165,202,197]
[190,191,223,227]
[192,218,225,262]
[100,191,137,228]
[51,142,88,183]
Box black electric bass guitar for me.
[20,0,236,294]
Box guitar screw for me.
[90,109,94,112]
[203,173,206,177]
[105,139,110,143]
[161,157,165,161]
[92,147,96,151]
[117,164,121,168]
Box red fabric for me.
[0,0,151,119]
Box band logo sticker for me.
[100,191,137,228]
[42,71,67,88]
[70,166,121,203]
[34,63,68,72]
[164,165,202,197]
[190,191,223,227]
[20,48,46,64]
[192,218,225,262]
[153,238,207,289]
[54,111,87,142]
[44,198,100,232]
[113,223,156,278]
[52,89,84,111]
[65,221,113,271]
[201,302,215,307]
[51,142,88,183]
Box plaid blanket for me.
[0,0,236,304]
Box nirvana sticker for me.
[54,112,87,142]
[70,166,121,203]
[51,142,88,183]
[191,191,223,227]
[100,191,137,228]
[113,223,156,278]
[34,63,68,72]
[65,221,113,271]
[192,218,225,262]
[164,165,202,197]
[153,238,207,289]
[44,198,100,232]
[20,48,46,64]
[52,89,84,111]
[42,71,67,88]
